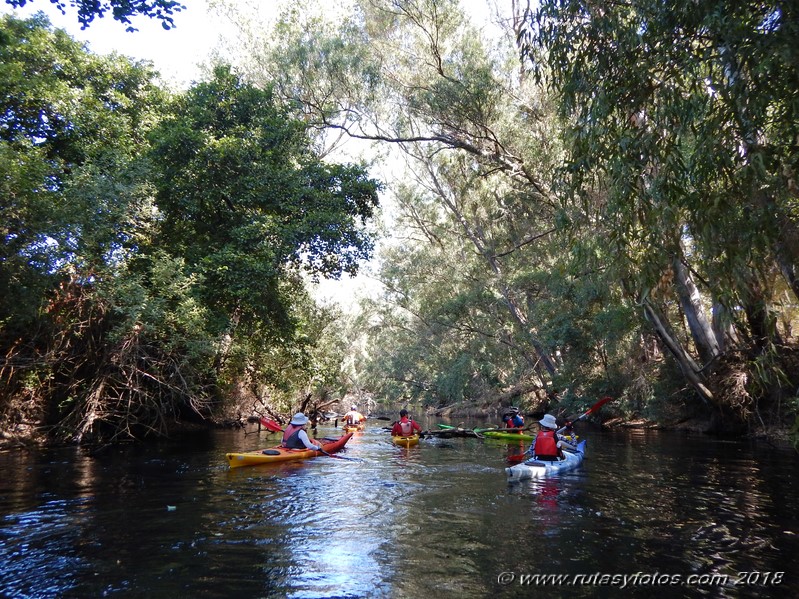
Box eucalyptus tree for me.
[357,189,530,407]
[225,0,604,407]
[518,0,799,425]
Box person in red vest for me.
[391,409,423,437]
[281,413,323,450]
[530,413,575,461]
[502,406,525,430]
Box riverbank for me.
[426,399,797,449]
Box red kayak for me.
[226,433,353,468]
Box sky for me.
[1,0,241,87]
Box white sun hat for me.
[539,414,558,429]
[290,412,309,426]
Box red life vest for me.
[534,430,561,459]
[398,418,414,436]
[282,424,304,449]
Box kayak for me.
[505,440,587,481]
[437,424,498,434]
[225,433,354,468]
[392,435,419,447]
[482,430,534,441]
[343,423,365,433]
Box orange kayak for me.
[225,433,354,468]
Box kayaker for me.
[502,407,525,431]
[529,413,576,461]
[281,413,323,451]
[344,405,366,427]
[391,409,422,437]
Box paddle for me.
[259,417,283,433]
[505,396,614,464]
[316,446,361,461]
[556,395,614,434]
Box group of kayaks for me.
[224,422,586,481]
[225,426,424,468]
[227,398,609,480]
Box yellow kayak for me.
[225,433,353,468]
[392,434,419,448]
[343,423,365,433]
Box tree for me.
[224,0,654,414]
[1,13,164,334]
[518,0,799,425]
[147,65,380,342]
[1,15,382,446]
[232,1,567,391]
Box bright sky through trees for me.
[0,0,238,87]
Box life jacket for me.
[505,414,524,429]
[398,418,414,436]
[346,412,362,425]
[534,429,561,460]
[282,424,305,449]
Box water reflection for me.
[1,427,797,598]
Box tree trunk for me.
[642,298,714,404]
[671,254,720,365]
[711,302,738,353]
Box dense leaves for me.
[0,14,380,445]
[148,65,379,336]
[239,0,798,435]
[515,0,799,425]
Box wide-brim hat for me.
[539,414,558,429]
[290,412,309,426]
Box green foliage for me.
[0,16,381,445]
[0,13,163,330]
[148,65,380,339]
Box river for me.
[1,421,797,598]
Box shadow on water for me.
[1,424,797,598]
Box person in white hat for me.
[281,412,323,451]
[344,404,366,428]
[529,413,576,461]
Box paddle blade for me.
[260,417,283,432]
[585,396,613,416]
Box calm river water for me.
[1,421,797,598]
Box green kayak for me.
[436,424,531,440]
[437,424,498,434]
[481,430,534,441]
